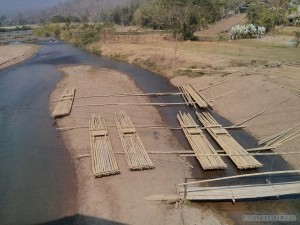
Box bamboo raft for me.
[89,114,120,177]
[52,88,75,118]
[179,84,213,109]
[177,112,227,170]
[115,111,154,170]
[197,111,263,170]
[179,181,300,201]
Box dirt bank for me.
[0,44,39,70]
[171,68,300,169]
[50,65,228,225]
[90,31,300,169]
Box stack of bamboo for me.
[258,123,300,147]
[197,111,263,170]
[177,112,227,170]
[52,88,75,118]
[115,111,154,170]
[179,84,213,109]
[89,114,120,177]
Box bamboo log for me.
[233,97,294,127]
[74,102,192,107]
[178,170,300,186]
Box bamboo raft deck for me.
[115,111,154,170]
[177,112,227,170]
[179,84,213,109]
[52,88,75,118]
[197,111,263,170]
[89,114,120,177]
[179,181,300,201]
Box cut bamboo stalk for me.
[74,102,192,107]
[178,170,300,186]
[233,97,294,127]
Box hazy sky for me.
[0,0,67,15]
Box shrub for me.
[229,24,266,40]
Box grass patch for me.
[133,58,163,74]
[174,69,207,77]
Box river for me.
[0,42,299,225]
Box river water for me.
[0,42,299,225]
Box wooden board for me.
[177,112,227,170]
[89,114,120,177]
[197,111,262,170]
[115,111,154,170]
[179,181,300,201]
[52,88,75,118]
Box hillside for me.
[197,13,247,36]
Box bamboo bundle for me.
[179,181,300,201]
[258,123,300,147]
[177,111,227,170]
[89,114,120,177]
[197,111,262,170]
[52,88,75,118]
[115,111,154,170]
[179,84,213,109]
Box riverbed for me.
[0,42,299,225]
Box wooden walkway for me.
[89,114,120,177]
[179,181,300,201]
[52,88,75,118]
[197,111,263,170]
[179,84,213,109]
[115,111,154,170]
[177,112,227,170]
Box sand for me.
[171,66,300,169]
[49,65,227,225]
[0,44,39,70]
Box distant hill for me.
[38,0,131,21]
[0,0,67,16]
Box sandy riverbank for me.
[171,68,300,169]
[0,44,39,70]
[49,65,227,225]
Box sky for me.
[0,0,67,16]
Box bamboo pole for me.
[56,124,246,131]
[210,83,253,101]
[179,151,300,157]
[198,74,244,92]
[233,97,294,127]
[74,102,192,107]
[178,170,300,186]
